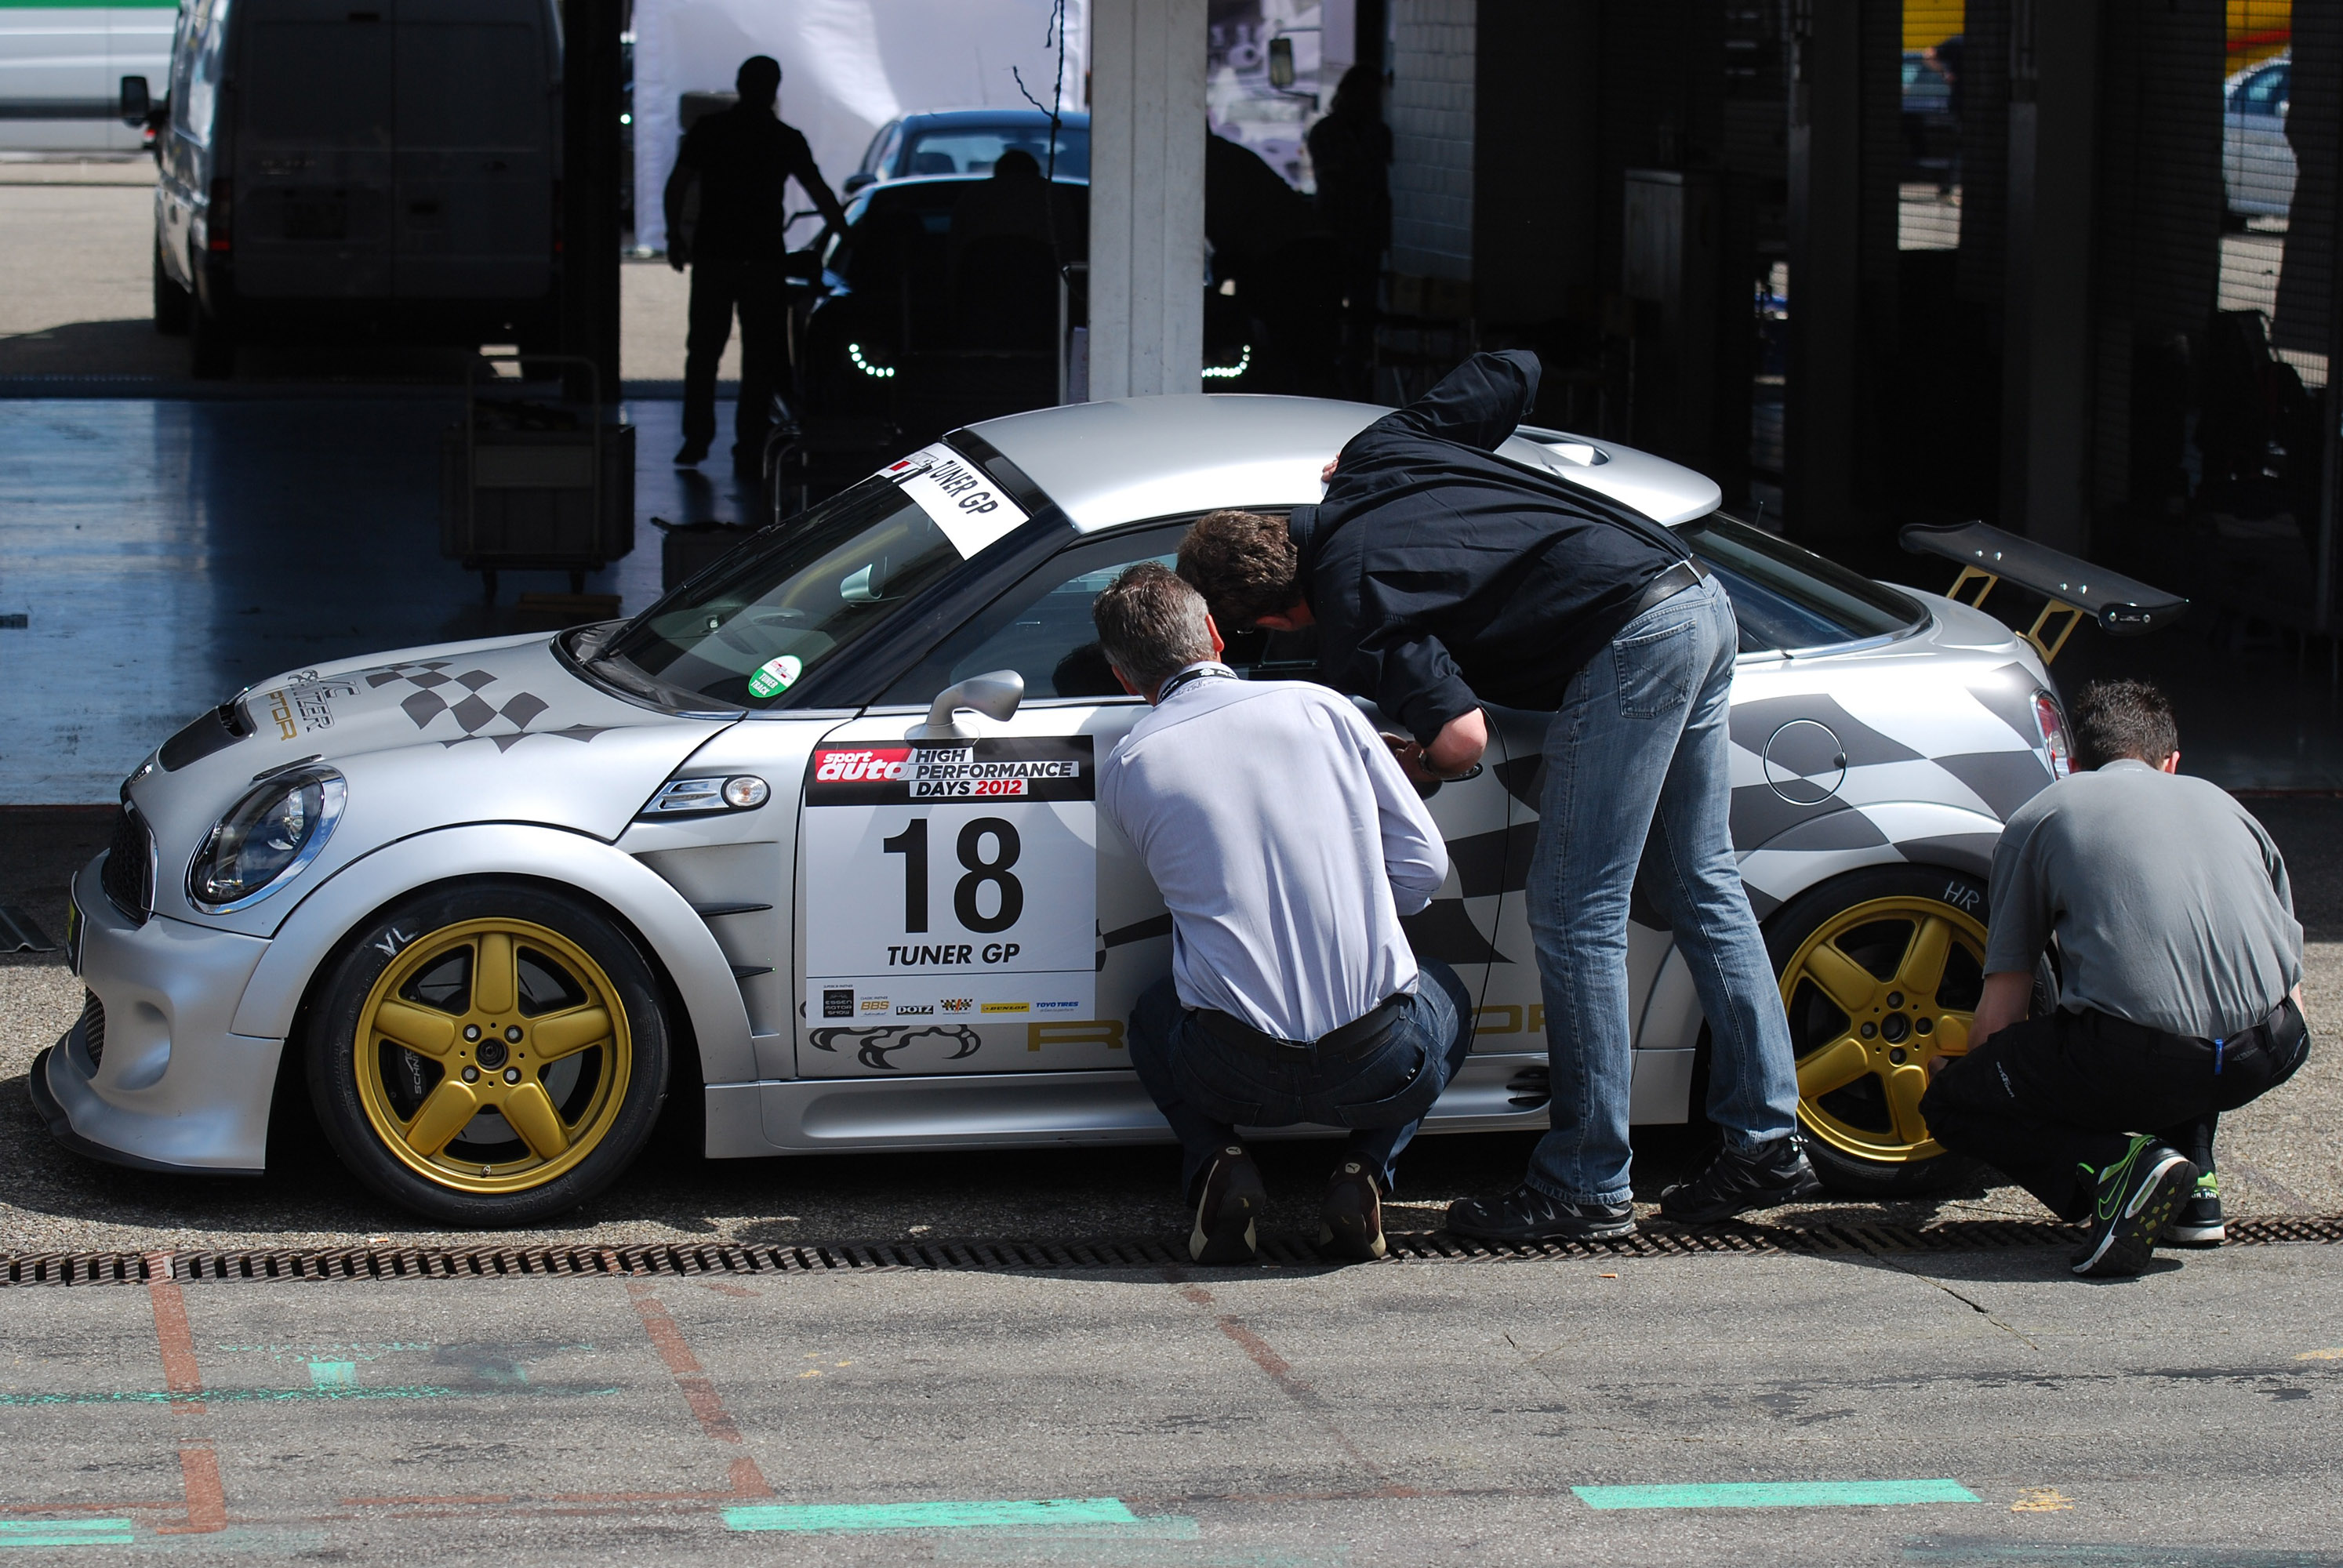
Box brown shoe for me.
[1318,1159,1387,1261]
[1190,1144,1266,1264]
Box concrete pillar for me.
[1999,0,2098,554]
[1086,0,1207,400]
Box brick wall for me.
[1389,0,1475,281]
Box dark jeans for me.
[683,257,787,453]
[1128,959,1475,1202]
[1920,1000,2308,1221]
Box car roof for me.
[964,395,1724,530]
[900,109,1092,130]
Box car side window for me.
[877,516,1326,705]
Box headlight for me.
[187,766,347,913]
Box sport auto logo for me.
[814,748,911,783]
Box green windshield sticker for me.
[747,654,801,699]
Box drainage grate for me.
[2,1216,2340,1288]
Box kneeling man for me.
[1092,563,1473,1264]
[1922,679,2307,1278]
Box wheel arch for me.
[231,825,753,1089]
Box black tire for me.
[307,880,672,1225]
[153,241,191,336]
[1764,863,2030,1200]
[188,301,234,378]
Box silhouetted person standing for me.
[664,56,848,471]
[1306,66,1391,323]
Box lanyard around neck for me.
[1153,662,1238,704]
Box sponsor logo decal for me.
[807,737,1094,805]
[940,998,975,1013]
[747,654,802,700]
[980,1001,1031,1014]
[1034,999,1081,1013]
[822,987,855,1019]
[859,997,891,1014]
[892,1003,935,1015]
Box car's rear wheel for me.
[1764,866,1996,1198]
[308,882,670,1225]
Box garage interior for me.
[2,0,2340,808]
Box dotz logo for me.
[893,1003,936,1015]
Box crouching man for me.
[1921,679,2308,1279]
[1092,564,1473,1264]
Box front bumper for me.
[38,858,281,1175]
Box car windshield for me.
[594,478,968,709]
[902,125,1089,180]
[1680,513,1923,652]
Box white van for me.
[149,0,563,376]
[0,2,173,154]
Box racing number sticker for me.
[802,738,1096,1028]
[878,444,1030,559]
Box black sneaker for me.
[1318,1160,1386,1261]
[674,439,710,467]
[2162,1171,2225,1248]
[1190,1144,1266,1265]
[1658,1137,1823,1225]
[1445,1183,1635,1242]
[2071,1138,2196,1278]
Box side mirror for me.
[842,171,876,195]
[909,670,1023,743]
[120,75,151,128]
[1266,38,1295,90]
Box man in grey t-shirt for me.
[1920,679,2308,1278]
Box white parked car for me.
[36,396,2182,1224]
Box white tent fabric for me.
[632,0,1088,254]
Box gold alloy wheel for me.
[353,918,631,1195]
[1781,895,1986,1166]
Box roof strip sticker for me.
[881,445,1031,559]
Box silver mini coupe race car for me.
[37,395,2157,1224]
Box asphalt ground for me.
[0,1236,2338,1563]
[2,802,2339,1254]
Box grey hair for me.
[1092,561,1215,691]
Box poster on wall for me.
[1207,0,1325,191]
[631,0,1088,254]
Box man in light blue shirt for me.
[1092,563,1472,1265]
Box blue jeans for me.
[1524,574,1801,1206]
[1128,960,1474,1201]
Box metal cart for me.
[440,354,635,599]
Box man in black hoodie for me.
[1178,351,1813,1240]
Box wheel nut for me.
[462,1065,479,1083]
[463,1024,481,1042]
[1916,1017,1934,1035]
[1887,991,1904,1008]
[505,1025,523,1044]
[1861,1022,1877,1039]
[1890,1047,1908,1064]
[476,1039,508,1069]
[503,1067,521,1084]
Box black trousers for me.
[683,258,787,453]
[1920,1000,2308,1221]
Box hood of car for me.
[131,633,736,929]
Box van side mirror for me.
[119,75,151,128]
[909,670,1023,743]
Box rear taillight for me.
[206,177,232,252]
[2033,690,2072,778]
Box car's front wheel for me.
[307,881,671,1225]
[1764,865,2000,1198]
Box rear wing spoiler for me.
[1898,520,2188,664]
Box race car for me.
[36,395,2138,1224]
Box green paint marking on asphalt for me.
[0,1384,619,1408]
[307,1360,359,1390]
[0,1520,134,1548]
[726,1498,1142,1534]
[1574,1479,1981,1510]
